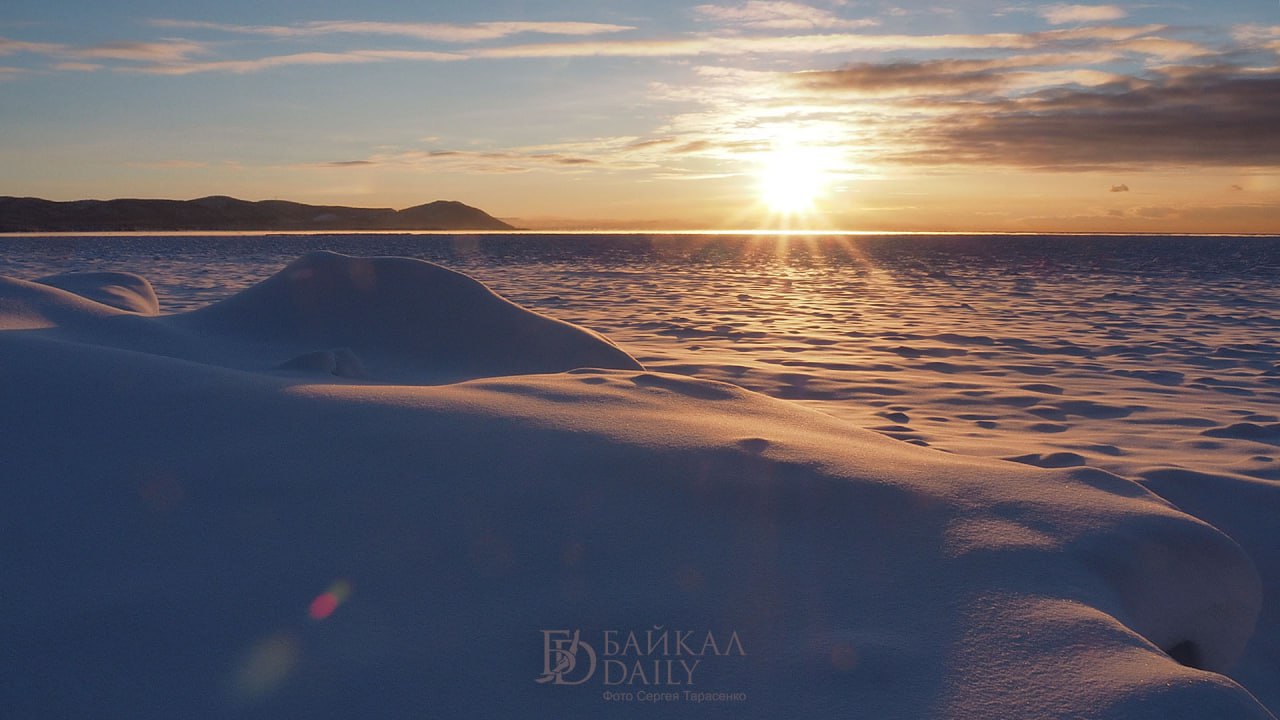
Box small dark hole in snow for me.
[1165,640,1202,669]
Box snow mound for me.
[0,256,1270,719]
[179,251,643,382]
[0,273,130,329]
[1,251,641,382]
[36,270,161,315]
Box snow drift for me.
[0,254,1270,719]
[4,251,641,383]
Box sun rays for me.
[743,123,852,231]
[757,142,832,215]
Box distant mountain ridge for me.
[0,195,515,232]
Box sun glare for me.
[757,143,831,214]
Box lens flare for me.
[230,632,299,702]
[308,579,352,621]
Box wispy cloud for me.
[130,49,463,75]
[313,146,625,175]
[48,28,1131,75]
[68,40,209,63]
[148,19,635,43]
[471,33,1014,59]
[2,21,1202,76]
[786,53,1123,96]
[0,36,64,55]
[302,132,744,178]
[1041,5,1128,26]
[693,1,878,31]
[1231,24,1280,42]
[1,35,209,69]
[1231,24,1280,54]
[1110,36,1211,60]
[471,26,1176,60]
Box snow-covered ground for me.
[2,235,1278,717]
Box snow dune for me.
[0,253,1271,718]
[5,252,640,383]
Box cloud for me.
[314,147,621,175]
[3,21,1198,76]
[661,53,1127,113]
[306,133,740,178]
[1229,184,1244,191]
[1232,24,1280,50]
[130,49,463,75]
[1234,24,1280,38]
[1003,68,1125,89]
[693,2,878,30]
[792,59,1008,93]
[0,36,63,56]
[672,140,716,153]
[1041,5,1128,26]
[1110,184,1130,192]
[1,35,209,67]
[1039,24,1165,43]
[473,35,906,59]
[148,19,635,43]
[625,138,680,150]
[31,26,1057,75]
[786,54,1123,96]
[645,40,1280,181]
[69,40,208,63]
[470,26,1173,60]
[890,66,1280,170]
[1236,25,1280,55]
[1111,36,1211,60]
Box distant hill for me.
[0,195,515,232]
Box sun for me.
[756,143,831,214]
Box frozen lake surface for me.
[2,232,1279,717]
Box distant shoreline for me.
[0,195,515,233]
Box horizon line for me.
[4,229,1278,239]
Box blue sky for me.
[1,1,1278,231]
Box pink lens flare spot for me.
[307,579,352,621]
[308,593,339,620]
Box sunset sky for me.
[1,1,1277,232]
